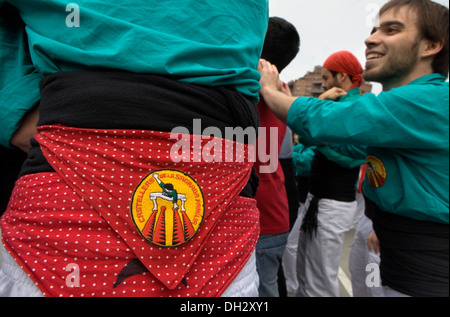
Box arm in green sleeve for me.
[0,3,41,148]
[317,145,366,169]
[326,143,367,161]
[287,84,449,150]
[292,143,316,177]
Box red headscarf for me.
[323,51,364,89]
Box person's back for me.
[0,0,268,148]
[0,0,269,297]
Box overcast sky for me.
[269,0,449,94]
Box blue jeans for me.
[255,232,289,297]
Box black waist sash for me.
[368,198,449,297]
[301,151,360,237]
[309,151,360,202]
[21,71,260,197]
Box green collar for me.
[407,73,447,86]
[338,87,361,102]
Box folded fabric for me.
[1,126,259,296]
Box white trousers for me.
[221,251,259,297]
[295,194,358,297]
[282,205,303,295]
[0,240,44,297]
[349,214,382,297]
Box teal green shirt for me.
[336,86,361,103]
[292,143,316,177]
[158,181,178,205]
[316,87,366,169]
[288,74,449,224]
[0,0,269,147]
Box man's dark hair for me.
[261,17,300,73]
[380,0,449,77]
[328,69,354,83]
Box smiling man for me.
[258,0,449,297]
[364,2,447,91]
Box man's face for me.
[321,68,340,91]
[363,6,422,84]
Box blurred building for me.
[288,65,373,97]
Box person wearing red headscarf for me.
[322,50,364,91]
[293,51,366,297]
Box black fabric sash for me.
[309,151,360,202]
[37,71,259,137]
[300,151,360,237]
[20,71,260,197]
[368,198,449,297]
[300,195,320,237]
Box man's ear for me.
[338,72,349,84]
[421,39,444,59]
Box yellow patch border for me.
[130,169,205,248]
[366,155,387,189]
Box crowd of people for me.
[0,0,448,298]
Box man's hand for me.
[257,59,297,124]
[258,59,282,97]
[281,82,293,97]
[367,230,380,254]
[319,87,348,101]
[10,106,39,153]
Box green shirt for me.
[292,143,316,177]
[288,74,449,224]
[158,181,178,204]
[0,0,269,147]
[316,87,366,169]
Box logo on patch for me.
[130,169,205,248]
[366,155,387,188]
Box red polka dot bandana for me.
[1,125,259,297]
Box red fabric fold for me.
[1,125,259,297]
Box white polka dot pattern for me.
[0,125,260,297]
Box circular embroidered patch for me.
[130,169,205,248]
[366,155,387,189]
